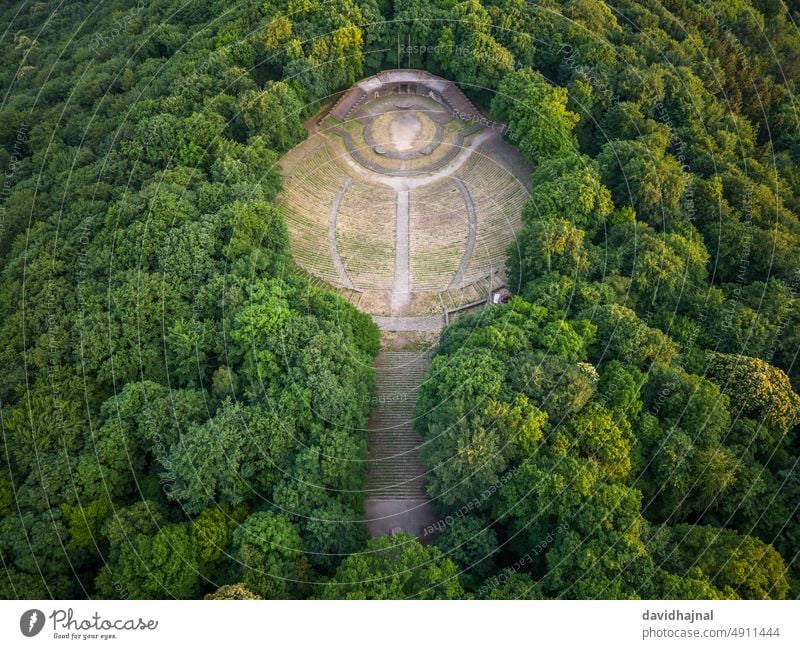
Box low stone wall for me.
[328,69,481,122]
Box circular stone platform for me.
[277,70,532,319]
[366,110,442,159]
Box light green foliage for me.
[193,507,239,565]
[416,343,549,506]
[705,352,800,440]
[240,82,306,150]
[492,69,580,164]
[164,401,255,514]
[584,305,678,369]
[508,351,598,419]
[433,0,514,93]
[95,501,200,598]
[109,523,200,599]
[650,525,790,599]
[608,221,710,312]
[552,403,632,480]
[508,218,590,289]
[204,583,261,600]
[481,568,542,599]
[260,0,369,101]
[527,155,614,231]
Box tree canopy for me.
[1,0,799,601]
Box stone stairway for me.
[365,351,430,499]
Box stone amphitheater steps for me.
[365,351,430,500]
[440,276,493,309]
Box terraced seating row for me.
[301,271,363,305]
[280,75,527,320]
[336,180,397,291]
[409,179,469,290]
[278,144,350,286]
[333,69,482,125]
[329,87,367,121]
[457,150,529,286]
[441,84,481,120]
[440,275,495,311]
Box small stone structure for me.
[492,287,512,305]
[328,69,484,124]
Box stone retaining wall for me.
[328,69,482,122]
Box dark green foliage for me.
[239,82,306,151]
[301,502,368,574]
[480,568,542,599]
[106,523,201,599]
[318,534,465,599]
[598,134,688,226]
[233,511,310,599]
[508,217,591,292]
[2,0,799,602]
[434,514,499,583]
[0,0,378,600]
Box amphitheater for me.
[277,70,531,539]
[278,69,531,329]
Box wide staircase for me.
[365,351,430,499]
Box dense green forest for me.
[1,0,799,599]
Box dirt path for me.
[372,315,443,331]
[392,190,410,315]
[329,178,354,289]
[449,178,477,289]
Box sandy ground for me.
[390,112,423,150]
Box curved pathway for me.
[363,111,445,160]
[322,124,500,191]
[329,177,355,289]
[449,177,477,289]
[328,123,481,177]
